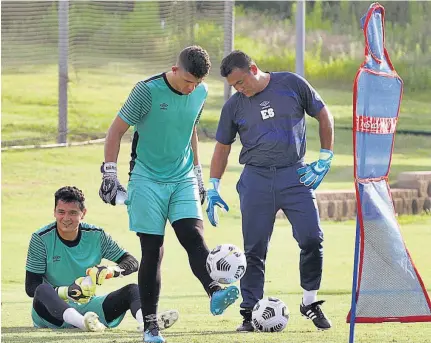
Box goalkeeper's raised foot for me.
[157,309,179,330]
[138,310,179,332]
[83,312,106,332]
[210,285,239,315]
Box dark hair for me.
[178,45,211,79]
[220,50,252,77]
[54,186,86,211]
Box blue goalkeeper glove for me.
[297,149,333,190]
[206,178,229,227]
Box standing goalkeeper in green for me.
[25,186,179,332]
[99,45,239,343]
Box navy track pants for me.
[237,162,324,309]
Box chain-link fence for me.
[2,1,430,148]
[2,1,230,147]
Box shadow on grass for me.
[2,327,37,334]
[1,326,311,341]
[1,327,131,343]
[164,329,239,337]
[164,328,310,336]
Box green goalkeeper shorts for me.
[31,295,125,329]
[127,177,203,235]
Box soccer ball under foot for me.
[252,297,290,332]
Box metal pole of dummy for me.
[58,1,69,144]
[348,219,361,343]
[223,1,234,102]
[295,0,305,76]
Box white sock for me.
[302,289,318,306]
[135,309,144,324]
[63,308,85,330]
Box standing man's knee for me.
[138,233,164,252]
[172,218,206,251]
[245,254,266,269]
[296,223,323,250]
[244,241,269,264]
[137,233,164,269]
[299,236,323,252]
[298,236,323,254]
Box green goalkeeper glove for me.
[86,265,124,285]
[56,276,96,304]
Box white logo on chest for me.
[259,100,275,120]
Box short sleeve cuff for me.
[308,101,325,117]
[215,133,236,145]
[118,112,134,126]
[25,266,45,274]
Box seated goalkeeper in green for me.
[25,186,179,332]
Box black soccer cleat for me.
[237,320,255,332]
[300,300,332,330]
[236,309,255,332]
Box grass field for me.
[2,141,431,343]
[2,65,431,147]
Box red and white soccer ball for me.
[206,244,247,284]
[252,297,290,332]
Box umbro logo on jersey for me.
[53,255,61,263]
[259,100,275,120]
[160,103,168,110]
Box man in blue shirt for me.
[206,50,334,331]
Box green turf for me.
[2,65,431,147]
[2,141,431,343]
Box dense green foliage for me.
[234,1,431,92]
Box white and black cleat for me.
[300,300,332,330]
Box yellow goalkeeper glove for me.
[86,265,124,286]
[56,276,96,304]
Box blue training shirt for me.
[216,72,325,167]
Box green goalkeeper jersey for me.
[25,222,126,287]
[118,73,207,182]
